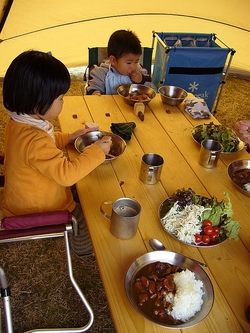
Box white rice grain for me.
[166,269,204,322]
[244,183,250,192]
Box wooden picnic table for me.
[59,94,250,333]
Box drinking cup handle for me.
[209,153,216,164]
[100,201,113,219]
[148,166,154,181]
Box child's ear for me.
[109,55,116,65]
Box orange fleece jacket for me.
[2,119,105,216]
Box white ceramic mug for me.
[198,139,222,168]
[139,153,164,184]
[100,198,141,239]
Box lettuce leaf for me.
[222,191,234,218]
[198,192,240,239]
[223,218,241,239]
[169,189,241,240]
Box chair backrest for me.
[84,46,153,81]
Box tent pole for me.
[0,0,14,33]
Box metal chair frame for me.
[0,211,94,333]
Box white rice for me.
[165,269,204,322]
[244,183,250,192]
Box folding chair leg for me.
[0,267,14,333]
[63,230,94,330]
[0,230,94,333]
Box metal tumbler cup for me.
[139,153,164,184]
[198,139,222,168]
[100,198,141,239]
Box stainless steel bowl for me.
[228,159,250,197]
[117,84,156,106]
[125,251,214,329]
[74,131,126,163]
[158,85,188,106]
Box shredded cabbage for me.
[161,202,211,244]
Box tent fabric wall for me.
[0,0,250,77]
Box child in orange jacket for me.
[2,50,112,257]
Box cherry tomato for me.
[213,226,220,234]
[203,220,212,227]
[202,235,210,244]
[195,234,202,243]
[210,232,219,242]
[204,226,213,236]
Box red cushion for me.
[1,210,72,230]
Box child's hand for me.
[94,136,112,155]
[68,128,98,144]
[130,70,142,83]
[92,91,101,96]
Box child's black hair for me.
[107,30,142,59]
[3,50,70,115]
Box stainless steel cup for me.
[100,198,141,239]
[139,153,164,184]
[198,139,222,168]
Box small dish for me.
[158,85,187,106]
[74,131,126,163]
[117,84,156,106]
[228,159,250,197]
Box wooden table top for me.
[59,94,250,333]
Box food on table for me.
[160,188,241,246]
[234,120,250,152]
[192,122,240,152]
[234,120,250,144]
[231,168,250,192]
[132,261,204,324]
[84,121,99,130]
[245,184,250,191]
[126,93,150,101]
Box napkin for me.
[185,97,211,119]
[110,122,136,141]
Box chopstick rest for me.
[134,102,145,121]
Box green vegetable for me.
[223,218,241,239]
[165,188,241,240]
[199,191,240,239]
[193,122,240,152]
[222,192,234,218]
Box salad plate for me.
[158,188,240,248]
[191,123,245,154]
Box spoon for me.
[149,238,207,268]
[127,84,135,97]
[106,153,116,159]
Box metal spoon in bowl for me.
[106,153,116,159]
[128,84,134,96]
[149,238,207,268]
